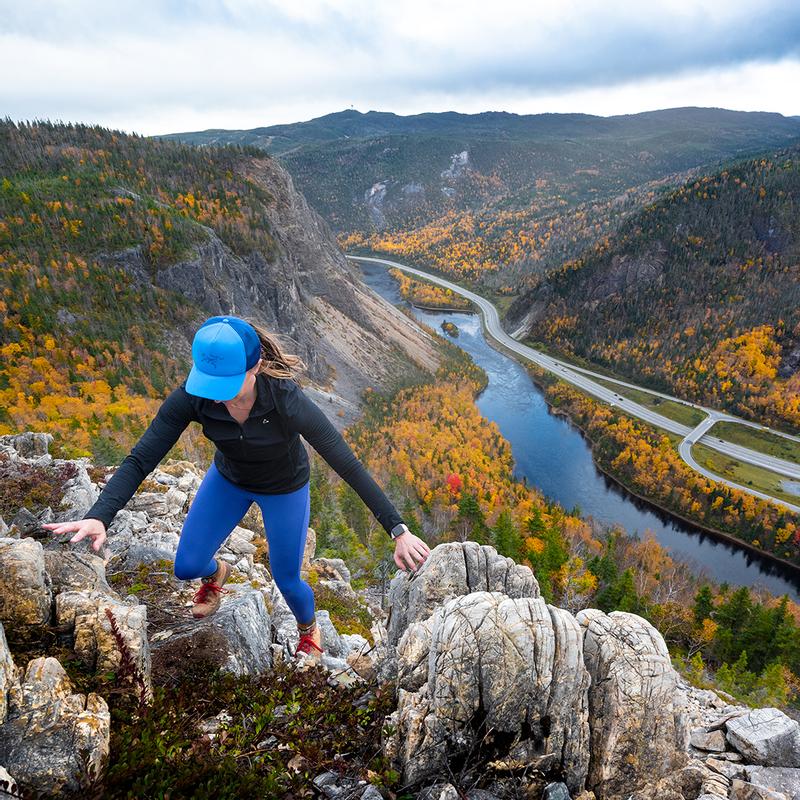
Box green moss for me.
[313,580,374,640]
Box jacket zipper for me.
[238,419,246,458]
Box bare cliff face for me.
[101,155,441,425]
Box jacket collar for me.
[195,372,276,420]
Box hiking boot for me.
[294,622,324,663]
[191,559,232,619]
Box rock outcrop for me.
[0,653,110,796]
[151,587,272,680]
[6,434,800,800]
[0,538,52,626]
[385,590,590,791]
[576,608,689,798]
[56,590,151,693]
[0,436,371,796]
[386,541,540,647]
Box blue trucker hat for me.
[185,315,261,401]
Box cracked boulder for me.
[43,550,117,596]
[56,590,151,694]
[576,608,689,799]
[384,590,590,791]
[151,587,272,680]
[726,709,800,767]
[386,542,540,647]
[0,656,110,796]
[0,537,52,626]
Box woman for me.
[43,314,430,661]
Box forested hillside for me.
[0,121,439,465]
[505,143,800,430]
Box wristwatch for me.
[390,522,411,540]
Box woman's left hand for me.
[394,531,431,573]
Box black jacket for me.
[84,373,405,536]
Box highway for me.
[348,254,800,514]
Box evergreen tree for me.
[457,491,489,544]
[713,587,753,664]
[493,509,524,562]
[338,482,371,546]
[693,585,714,624]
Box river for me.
[355,259,800,600]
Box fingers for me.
[69,529,90,543]
[42,521,82,536]
[396,542,430,572]
[90,533,107,552]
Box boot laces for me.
[295,632,323,655]
[192,580,229,605]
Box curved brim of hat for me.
[185,363,246,401]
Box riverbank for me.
[354,256,800,596]
[471,310,800,579]
[538,380,800,581]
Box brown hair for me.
[243,318,307,386]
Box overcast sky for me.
[2,0,799,136]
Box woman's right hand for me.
[41,518,108,552]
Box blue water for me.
[355,259,800,600]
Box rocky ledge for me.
[2,431,800,799]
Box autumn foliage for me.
[0,120,280,462]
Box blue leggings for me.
[174,460,314,624]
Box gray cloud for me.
[1,0,798,132]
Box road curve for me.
[348,254,800,514]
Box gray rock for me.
[313,771,339,790]
[127,491,171,517]
[691,728,729,752]
[731,778,789,799]
[706,756,747,780]
[55,460,99,520]
[745,767,800,799]
[727,709,800,767]
[56,590,151,693]
[0,623,20,724]
[152,587,271,677]
[542,783,571,800]
[268,581,299,655]
[0,432,53,458]
[319,578,360,603]
[224,527,257,556]
[0,657,110,796]
[106,510,180,567]
[416,785,460,800]
[340,632,370,657]
[313,557,351,583]
[576,608,688,799]
[385,591,589,791]
[386,541,540,647]
[360,787,384,800]
[316,610,346,658]
[43,550,116,596]
[0,537,52,626]
[9,507,41,537]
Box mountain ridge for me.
[162,106,800,234]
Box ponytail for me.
[242,318,307,386]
